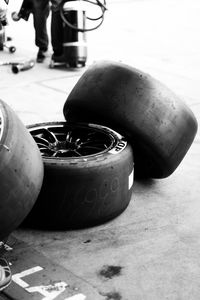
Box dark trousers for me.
[28,0,63,53]
[33,0,50,51]
[51,10,63,55]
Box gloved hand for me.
[0,8,8,25]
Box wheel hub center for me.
[50,141,77,153]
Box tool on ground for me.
[0,59,35,73]
[11,59,35,73]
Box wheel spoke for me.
[39,148,55,156]
[30,123,114,158]
[33,136,50,146]
[37,142,50,148]
[52,151,60,157]
[44,129,59,144]
[65,130,73,143]
[70,149,82,156]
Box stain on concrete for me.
[98,265,123,279]
[83,239,91,243]
[100,291,122,300]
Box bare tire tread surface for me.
[0,99,44,240]
[63,60,198,178]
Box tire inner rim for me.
[29,123,117,158]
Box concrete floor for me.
[1,0,200,299]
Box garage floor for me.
[0,0,200,299]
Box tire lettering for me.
[129,170,134,190]
[111,177,119,192]
[84,189,97,204]
[99,180,109,200]
[109,140,127,154]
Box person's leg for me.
[33,0,50,62]
[50,0,63,57]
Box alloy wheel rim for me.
[29,122,117,158]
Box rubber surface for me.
[23,122,134,229]
[0,99,44,240]
[63,60,198,178]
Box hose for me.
[60,0,107,32]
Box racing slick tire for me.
[0,99,44,241]
[23,121,134,229]
[63,60,198,179]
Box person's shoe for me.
[49,53,65,68]
[51,52,64,62]
[37,49,48,63]
[0,258,12,291]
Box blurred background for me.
[1,0,199,127]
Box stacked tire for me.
[0,60,198,234]
[0,100,43,240]
[24,60,197,229]
[63,60,198,179]
[0,100,134,233]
